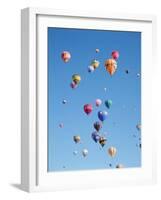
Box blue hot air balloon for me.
[91,132,100,143]
[98,111,108,122]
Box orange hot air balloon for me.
[104,59,117,75]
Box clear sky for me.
[47,27,141,172]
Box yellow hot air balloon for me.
[104,59,117,75]
[91,59,100,69]
[73,135,81,143]
[108,146,117,157]
[72,74,81,84]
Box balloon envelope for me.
[91,132,100,143]
[91,59,100,69]
[88,65,95,73]
[105,99,112,109]
[98,111,108,122]
[61,51,71,62]
[72,74,81,84]
[84,104,93,115]
[93,121,102,132]
[73,135,81,143]
[104,59,117,75]
[82,149,88,157]
[108,147,117,157]
[99,136,107,147]
[95,99,102,107]
[111,51,119,60]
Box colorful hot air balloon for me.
[104,59,117,76]
[93,121,102,132]
[91,59,100,69]
[61,51,71,62]
[72,74,81,84]
[95,99,102,107]
[82,149,88,157]
[91,132,100,143]
[98,111,108,122]
[108,147,117,157]
[105,99,112,109]
[88,65,95,73]
[111,51,119,60]
[84,104,93,115]
[99,136,107,147]
[73,135,81,143]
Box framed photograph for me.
[21,8,156,192]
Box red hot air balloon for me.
[84,104,93,115]
[111,51,119,60]
[61,51,71,62]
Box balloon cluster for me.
[88,59,100,73]
[70,74,81,89]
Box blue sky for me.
[48,27,141,172]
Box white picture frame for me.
[21,7,157,192]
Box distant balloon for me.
[82,149,88,157]
[111,51,119,60]
[62,99,67,104]
[73,150,78,155]
[136,124,141,131]
[70,81,78,89]
[72,74,81,84]
[105,99,112,109]
[84,104,93,115]
[125,69,129,74]
[98,111,108,122]
[91,132,100,143]
[116,164,124,168]
[104,59,117,76]
[108,147,117,157]
[95,99,102,107]
[104,87,107,92]
[137,73,140,77]
[88,65,95,73]
[59,123,64,128]
[61,51,71,62]
[99,136,107,147]
[95,48,100,53]
[73,135,81,143]
[91,59,100,69]
[93,121,102,132]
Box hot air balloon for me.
[111,51,119,60]
[105,99,112,109]
[61,51,71,62]
[93,121,102,132]
[91,59,100,69]
[104,59,117,76]
[72,74,81,84]
[73,150,78,155]
[99,136,107,147]
[95,48,100,53]
[73,135,81,143]
[136,124,141,131]
[98,111,108,122]
[137,73,140,77]
[84,104,93,115]
[62,99,67,104]
[59,123,64,128]
[70,81,78,89]
[82,149,88,157]
[116,164,124,168]
[91,132,100,143]
[95,99,102,107]
[108,147,117,157]
[88,65,95,73]
[125,69,129,74]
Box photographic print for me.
[47,27,141,172]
